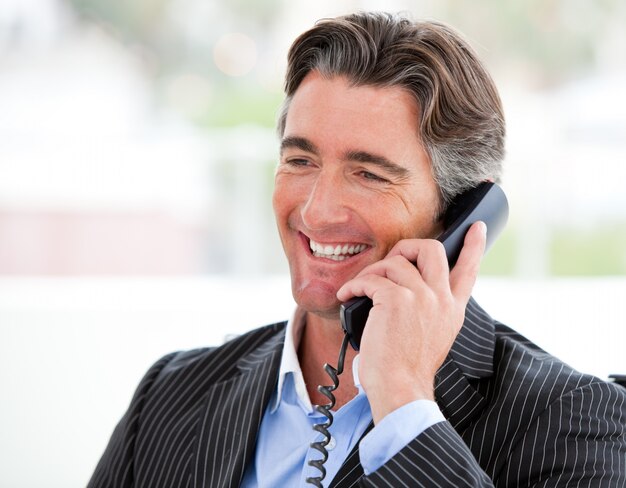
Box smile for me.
[308,239,368,261]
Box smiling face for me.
[273,71,442,318]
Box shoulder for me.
[151,321,288,385]
[480,322,626,484]
[88,322,287,487]
[455,320,626,481]
[129,321,287,438]
[491,321,612,398]
[484,321,626,437]
[125,321,287,415]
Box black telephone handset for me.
[340,181,509,351]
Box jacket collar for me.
[434,297,495,432]
[194,322,286,488]
[194,297,497,487]
[228,297,496,379]
[235,323,286,374]
[448,297,496,379]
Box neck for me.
[298,311,359,410]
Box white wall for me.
[0,276,624,488]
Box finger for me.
[449,221,487,301]
[349,254,427,290]
[337,273,399,303]
[385,238,450,292]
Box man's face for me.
[273,71,441,318]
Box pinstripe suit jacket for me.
[89,298,626,487]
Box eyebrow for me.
[280,135,411,179]
[345,150,411,179]
[280,136,319,155]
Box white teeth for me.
[309,239,367,259]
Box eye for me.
[286,157,312,167]
[359,170,389,183]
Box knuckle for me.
[389,254,410,267]
[429,239,447,258]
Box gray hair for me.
[277,12,505,212]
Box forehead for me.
[283,72,427,166]
[287,72,419,128]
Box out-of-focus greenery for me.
[441,0,623,86]
[67,0,171,53]
[479,227,517,276]
[198,84,283,128]
[65,0,284,127]
[480,224,626,276]
[551,225,626,275]
[65,0,282,72]
[64,0,626,125]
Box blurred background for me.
[1,0,625,486]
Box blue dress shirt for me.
[241,309,445,487]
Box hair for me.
[277,11,505,212]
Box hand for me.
[336,221,487,424]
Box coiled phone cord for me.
[305,332,351,487]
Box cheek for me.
[373,220,413,249]
[370,199,437,246]
[272,177,289,217]
[271,187,282,219]
[272,176,300,232]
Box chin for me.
[292,282,342,320]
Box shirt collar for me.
[271,307,363,413]
[271,306,309,412]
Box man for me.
[89,12,626,487]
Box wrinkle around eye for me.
[359,170,390,183]
[288,158,310,167]
[278,157,314,172]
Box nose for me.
[301,169,350,231]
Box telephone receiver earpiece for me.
[340,181,509,351]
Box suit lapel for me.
[193,325,285,488]
[190,299,495,487]
[331,298,496,486]
[435,298,495,432]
